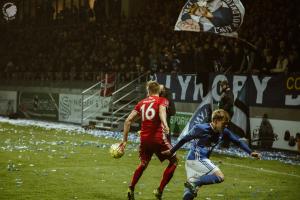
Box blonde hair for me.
[212,109,230,122]
[146,81,161,95]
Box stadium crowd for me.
[0,0,299,82]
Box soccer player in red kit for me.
[120,80,178,200]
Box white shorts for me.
[185,159,220,182]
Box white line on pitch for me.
[222,162,300,178]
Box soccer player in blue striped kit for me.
[162,109,260,200]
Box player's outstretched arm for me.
[162,126,200,156]
[121,110,138,149]
[224,129,252,154]
[159,105,169,134]
[224,129,261,159]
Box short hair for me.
[146,81,161,95]
[159,84,167,97]
[212,109,230,122]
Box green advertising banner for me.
[170,112,192,137]
[18,92,59,121]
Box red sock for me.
[130,164,146,188]
[159,163,177,192]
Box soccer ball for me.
[109,143,124,159]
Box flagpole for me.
[237,37,257,51]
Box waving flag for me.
[178,92,213,141]
[100,73,116,97]
[175,0,245,37]
[230,81,250,139]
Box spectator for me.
[238,47,256,73]
[218,80,234,118]
[231,44,244,73]
[258,114,276,149]
[287,51,299,74]
[260,48,276,74]
[270,53,289,74]
[0,0,298,81]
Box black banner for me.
[152,73,209,103]
[154,73,300,108]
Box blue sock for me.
[193,175,223,187]
[183,187,195,200]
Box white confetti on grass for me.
[1,116,299,165]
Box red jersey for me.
[134,95,169,139]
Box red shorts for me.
[139,136,176,163]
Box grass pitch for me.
[0,122,300,200]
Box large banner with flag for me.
[155,72,300,151]
[174,73,299,151]
[175,0,245,37]
[178,83,249,141]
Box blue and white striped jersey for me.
[170,123,252,160]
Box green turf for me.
[0,122,300,200]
